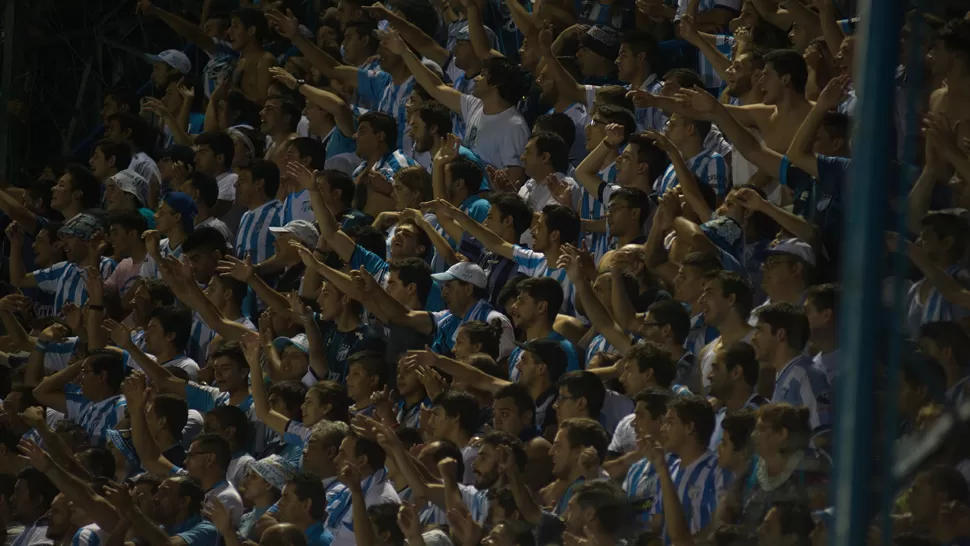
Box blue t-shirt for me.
[165,514,218,546]
[310,315,385,383]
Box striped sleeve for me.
[698,154,729,197]
[184,382,222,413]
[44,338,79,373]
[33,262,69,294]
[64,384,88,420]
[71,528,101,546]
[511,245,546,276]
[459,484,490,523]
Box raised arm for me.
[536,27,586,105]
[672,216,718,256]
[18,439,120,530]
[735,188,819,243]
[435,199,517,260]
[812,0,844,59]
[216,256,292,315]
[462,0,502,60]
[106,319,187,396]
[407,208,461,266]
[748,0,794,30]
[266,9,359,87]
[5,223,37,289]
[303,165,358,263]
[367,4,450,66]
[787,75,849,177]
[136,0,218,55]
[575,127,624,196]
[123,373,177,477]
[406,349,510,394]
[272,68,357,138]
[646,130,713,221]
[679,16,732,80]
[32,358,84,414]
[385,31,464,113]
[242,335,291,435]
[560,248,635,353]
[158,256,253,342]
[0,189,41,234]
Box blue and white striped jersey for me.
[430,193,490,273]
[71,524,105,546]
[580,161,614,264]
[277,189,315,225]
[64,384,126,447]
[140,238,184,279]
[33,257,117,315]
[357,68,416,148]
[187,313,257,364]
[431,299,513,357]
[398,486,448,525]
[328,468,400,546]
[772,355,832,429]
[585,333,616,365]
[508,332,581,381]
[697,35,735,91]
[352,150,419,183]
[623,453,679,513]
[654,149,729,198]
[651,450,725,544]
[235,200,283,264]
[458,484,491,523]
[685,313,719,361]
[512,246,578,317]
[395,398,431,428]
[546,103,591,166]
[905,265,970,338]
[709,393,767,450]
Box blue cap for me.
[162,192,198,233]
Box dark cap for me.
[159,144,197,166]
[514,338,567,367]
[581,25,621,60]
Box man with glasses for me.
[749,238,815,327]
[606,187,651,249]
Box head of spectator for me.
[637,299,691,354]
[564,481,636,541]
[184,433,232,487]
[432,262,489,316]
[761,49,809,105]
[444,157,485,208]
[619,341,676,396]
[725,49,767,99]
[105,170,150,213]
[261,523,310,546]
[555,371,606,423]
[533,204,581,255]
[158,144,196,186]
[513,338,569,398]
[79,350,126,402]
[534,112,578,152]
[242,455,291,510]
[51,165,101,216]
[412,102,454,155]
[107,210,149,260]
[475,57,527,109]
[453,321,503,362]
[616,132,669,191]
[146,393,189,452]
[899,353,946,426]
[145,306,193,361]
[607,187,650,245]
[101,88,139,125]
[908,464,970,532]
[300,420,349,479]
[616,31,659,85]
[130,279,176,327]
[228,7,269,52]
[919,211,970,267]
[105,112,155,154]
[577,26,621,79]
[918,320,970,392]
[260,98,302,140]
[754,403,813,460]
[552,418,609,482]
[152,475,206,527]
[814,112,851,157]
[716,409,757,473]
[90,139,132,181]
[55,210,105,266]
[203,404,251,454]
[46,492,78,543]
[13,467,58,523]
[752,302,811,369]
[537,56,584,109]
[283,138,327,187]
[522,132,570,180]
[632,387,672,443]
[335,432,387,482]
[355,111,397,161]
[761,238,814,301]
[492,383,538,440]
[341,20,378,64]
[708,340,760,407]
[345,351,386,407]
[482,193,531,246]
[390,166,433,212]
[157,191,197,239]
[804,283,839,351]
[510,277,563,336]
[194,132,235,177]
[698,270,753,331]
[662,395,716,458]
[236,159,281,209]
[465,431,525,492]
[672,252,721,307]
[430,389,480,445]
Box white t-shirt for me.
[460,95,529,170]
[609,413,637,454]
[207,479,245,526]
[197,216,234,247]
[216,171,239,201]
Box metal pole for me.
[832,1,902,546]
[0,0,16,180]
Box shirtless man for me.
[632,48,814,156]
[229,8,277,105]
[927,19,970,171]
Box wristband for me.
[295,79,307,89]
[89,304,105,311]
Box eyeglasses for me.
[185,450,213,459]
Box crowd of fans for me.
[1,0,970,544]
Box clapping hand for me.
[265,9,300,39]
[216,255,255,282]
[543,174,574,207]
[816,74,849,111]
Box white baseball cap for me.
[269,220,320,248]
[766,238,816,266]
[108,170,150,207]
[431,262,487,289]
[146,49,191,74]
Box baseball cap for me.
[514,338,567,368]
[58,211,104,241]
[159,144,197,165]
[422,58,445,81]
[431,262,487,289]
[162,192,198,233]
[248,455,295,490]
[766,237,816,266]
[273,333,310,355]
[146,49,191,75]
[454,25,498,50]
[581,25,621,60]
[109,170,150,208]
[269,220,320,249]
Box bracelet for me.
[89,304,105,311]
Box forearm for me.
[153,9,216,53]
[301,312,331,381]
[248,273,292,315]
[1,311,31,351]
[456,213,515,259]
[687,34,732,80]
[123,343,184,395]
[129,404,170,476]
[35,359,83,396]
[385,12,450,65]
[418,218,460,266]
[656,462,694,545]
[575,141,616,194]
[505,0,537,39]
[204,97,223,132]
[670,150,713,220]
[36,424,91,479]
[603,450,642,479]
[507,471,543,525]
[576,280,632,353]
[131,510,178,546]
[7,247,29,288]
[711,108,783,175]
[24,341,48,387]
[906,168,938,235]
[293,34,357,87]
[673,217,715,253]
[431,355,509,393]
[816,4,844,58]
[351,489,379,546]
[782,1,822,37]
[750,0,792,28]
[465,3,495,60]
[786,107,826,175]
[301,86,356,137]
[910,252,970,309]
[310,189,356,262]
[611,265,641,331]
[0,191,39,233]
[540,47,586,104]
[757,203,819,243]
